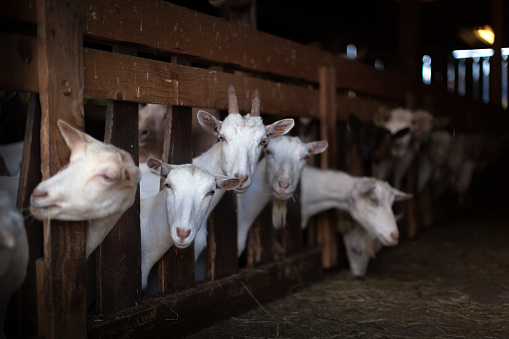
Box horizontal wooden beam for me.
[87,247,323,338]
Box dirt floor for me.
[186,202,509,338]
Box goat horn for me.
[250,88,260,116]
[228,84,239,115]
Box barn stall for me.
[0,0,508,338]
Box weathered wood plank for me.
[246,204,274,267]
[87,247,323,339]
[316,66,339,268]
[82,49,320,117]
[208,191,239,281]
[0,32,38,93]
[94,101,142,314]
[37,1,87,337]
[158,105,195,295]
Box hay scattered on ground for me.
[187,207,509,338]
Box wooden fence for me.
[0,0,506,338]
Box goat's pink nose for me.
[391,232,399,242]
[234,173,249,186]
[32,188,48,200]
[176,228,191,240]
[278,180,290,189]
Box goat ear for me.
[146,157,172,178]
[307,140,328,155]
[215,176,241,190]
[266,118,295,138]
[122,166,141,187]
[57,120,98,151]
[354,179,377,195]
[392,187,412,201]
[197,110,222,135]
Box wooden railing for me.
[0,0,506,338]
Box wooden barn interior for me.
[1,0,508,338]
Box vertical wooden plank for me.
[316,66,339,268]
[246,204,274,267]
[5,95,43,339]
[281,188,303,256]
[95,101,142,314]
[158,105,195,295]
[208,191,238,281]
[37,0,87,338]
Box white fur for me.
[140,159,239,291]
[300,166,411,277]
[29,120,141,258]
[138,104,166,163]
[236,136,327,257]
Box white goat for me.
[0,191,28,339]
[417,130,452,193]
[0,141,24,177]
[140,158,240,291]
[192,86,294,262]
[300,166,412,277]
[236,136,328,257]
[29,120,141,258]
[140,85,295,263]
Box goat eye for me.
[206,189,216,196]
[218,135,226,143]
[100,173,115,182]
[302,154,310,161]
[259,138,268,146]
[164,182,172,190]
[369,197,379,206]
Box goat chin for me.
[272,198,288,229]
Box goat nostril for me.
[278,181,290,189]
[176,228,191,240]
[391,232,399,241]
[141,129,148,136]
[234,173,249,185]
[32,188,48,199]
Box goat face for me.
[342,226,381,278]
[348,179,411,247]
[148,160,240,248]
[30,120,141,221]
[197,110,294,194]
[264,136,328,200]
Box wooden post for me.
[95,101,142,314]
[316,66,338,268]
[158,105,195,294]
[37,0,87,337]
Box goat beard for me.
[272,198,287,229]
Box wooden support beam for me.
[37,0,87,337]
[158,105,195,294]
[316,66,339,269]
[95,101,142,314]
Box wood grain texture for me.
[158,105,196,295]
[95,101,142,314]
[87,248,323,339]
[37,0,87,337]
